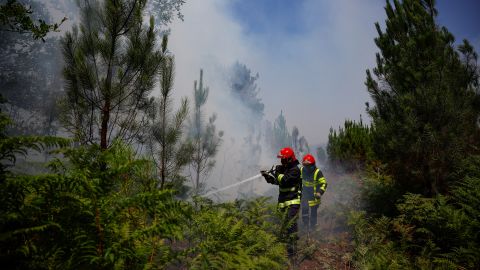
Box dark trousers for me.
[301,196,319,230]
[280,204,299,257]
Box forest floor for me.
[294,231,353,270]
[292,171,360,269]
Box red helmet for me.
[302,154,315,165]
[277,147,296,161]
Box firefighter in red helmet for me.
[261,147,302,258]
[300,154,327,232]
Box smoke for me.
[2,0,317,202]
[184,61,320,200]
[198,62,279,200]
[0,0,70,136]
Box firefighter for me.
[261,147,302,258]
[300,154,327,232]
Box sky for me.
[167,0,480,147]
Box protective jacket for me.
[300,166,327,207]
[271,160,302,208]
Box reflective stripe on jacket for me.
[300,166,327,206]
[274,160,302,208]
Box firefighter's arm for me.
[275,167,300,185]
[315,169,327,195]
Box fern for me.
[348,211,413,269]
[350,172,480,269]
[180,197,287,269]
[0,142,190,269]
[0,98,71,177]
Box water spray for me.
[202,173,263,197]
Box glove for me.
[314,192,322,200]
[275,165,285,175]
[261,171,275,184]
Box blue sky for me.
[228,0,479,47]
[437,0,480,46]
[227,0,310,36]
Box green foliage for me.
[0,118,292,269]
[0,135,70,169]
[393,156,480,269]
[1,96,290,268]
[327,118,373,172]
[448,177,480,267]
[0,0,66,41]
[180,197,287,269]
[61,0,163,149]
[350,159,480,269]
[391,182,479,269]
[0,96,70,177]
[350,2,480,265]
[365,0,480,195]
[0,142,188,269]
[349,2,480,266]
[348,211,413,270]
[147,45,194,191]
[1,1,300,268]
[361,164,400,216]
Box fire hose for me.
[202,173,263,197]
[202,166,276,197]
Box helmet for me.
[277,147,296,161]
[302,154,315,166]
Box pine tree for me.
[365,0,479,195]
[291,126,299,152]
[327,118,373,172]
[61,0,163,150]
[230,62,264,117]
[188,69,223,193]
[272,110,291,150]
[148,40,193,190]
[228,62,263,180]
[298,135,310,157]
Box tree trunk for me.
[195,136,202,192]
[160,99,167,189]
[100,99,110,150]
[196,159,200,191]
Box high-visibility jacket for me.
[273,160,302,209]
[300,166,327,207]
